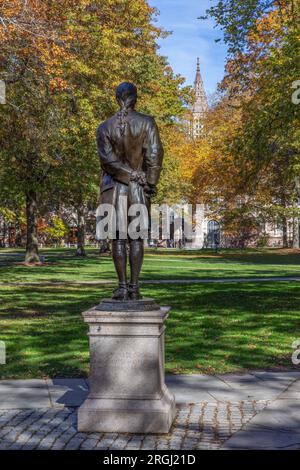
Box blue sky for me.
[149,0,228,96]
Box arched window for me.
[207,220,220,249]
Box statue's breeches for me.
[100,181,150,239]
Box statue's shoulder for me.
[133,111,155,126]
[96,115,116,136]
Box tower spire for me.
[195,57,201,85]
[191,58,208,138]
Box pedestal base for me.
[77,299,176,434]
[78,388,175,434]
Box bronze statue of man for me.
[97,82,164,301]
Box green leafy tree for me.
[43,216,69,246]
[203,0,300,247]
[0,0,191,260]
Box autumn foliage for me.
[181,0,300,247]
[0,0,191,260]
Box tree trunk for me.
[2,221,7,247]
[76,208,86,257]
[25,190,40,263]
[15,222,22,247]
[293,218,300,249]
[282,217,288,248]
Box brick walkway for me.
[1,373,300,450]
[0,401,268,450]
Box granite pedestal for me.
[77,299,176,433]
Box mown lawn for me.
[0,277,299,378]
[0,247,300,283]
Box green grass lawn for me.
[0,247,300,283]
[0,248,300,378]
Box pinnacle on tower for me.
[192,58,208,138]
[193,58,208,114]
[196,57,200,75]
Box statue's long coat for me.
[97,110,164,209]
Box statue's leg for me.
[128,239,144,300]
[112,239,128,300]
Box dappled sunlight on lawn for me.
[0,279,299,378]
[0,248,300,283]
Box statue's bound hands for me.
[130,170,156,198]
[130,170,147,186]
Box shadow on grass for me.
[1,247,300,284]
[162,282,300,374]
[0,280,300,378]
[0,285,110,379]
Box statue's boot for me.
[112,239,128,300]
[129,239,144,300]
[112,283,128,301]
[128,283,141,301]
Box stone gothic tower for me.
[192,58,208,138]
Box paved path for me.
[224,375,300,450]
[0,372,299,450]
[1,276,300,286]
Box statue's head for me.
[116,82,137,110]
